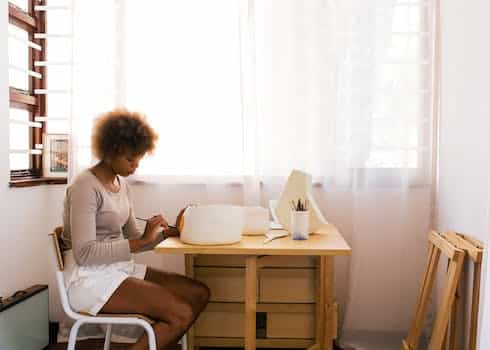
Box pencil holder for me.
[290,210,309,240]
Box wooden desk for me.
[155,224,351,350]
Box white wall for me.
[437,1,490,349]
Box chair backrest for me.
[49,227,82,321]
[50,227,64,270]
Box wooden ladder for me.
[444,232,484,350]
[402,230,465,350]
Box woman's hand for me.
[163,226,180,238]
[141,214,168,244]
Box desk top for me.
[155,224,351,256]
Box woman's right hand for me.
[141,215,168,244]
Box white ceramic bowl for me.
[180,205,244,245]
[242,206,269,235]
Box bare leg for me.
[100,277,204,350]
[144,267,210,315]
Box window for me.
[364,1,433,170]
[62,1,437,183]
[121,1,435,178]
[7,0,70,186]
[124,0,243,177]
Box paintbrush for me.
[136,216,177,229]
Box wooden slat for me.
[245,256,257,350]
[185,255,195,350]
[445,232,483,262]
[324,302,338,339]
[48,233,64,271]
[324,256,335,346]
[9,177,67,187]
[469,260,482,350]
[405,244,441,348]
[429,230,461,259]
[195,337,315,348]
[461,234,484,249]
[9,100,36,111]
[195,255,316,268]
[8,3,36,29]
[401,339,411,350]
[429,251,464,349]
[34,5,71,11]
[448,281,460,350]
[259,255,317,268]
[258,303,315,313]
[444,232,484,350]
[9,88,37,105]
[203,302,315,313]
[316,257,325,348]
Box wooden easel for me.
[402,231,465,350]
[444,232,484,350]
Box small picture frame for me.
[44,134,69,178]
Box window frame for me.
[8,1,66,187]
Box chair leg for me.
[141,322,157,350]
[67,319,84,350]
[104,324,112,350]
[181,333,188,350]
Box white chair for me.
[49,227,188,350]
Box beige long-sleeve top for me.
[62,169,142,266]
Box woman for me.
[61,108,210,350]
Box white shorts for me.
[63,250,146,315]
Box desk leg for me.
[313,257,325,350]
[309,256,326,350]
[245,256,257,350]
[185,255,196,350]
[324,256,336,350]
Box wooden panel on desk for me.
[195,255,246,267]
[195,337,315,348]
[259,268,316,303]
[267,312,315,339]
[260,256,317,268]
[194,310,244,338]
[195,255,317,268]
[194,267,245,302]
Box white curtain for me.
[67,0,438,345]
